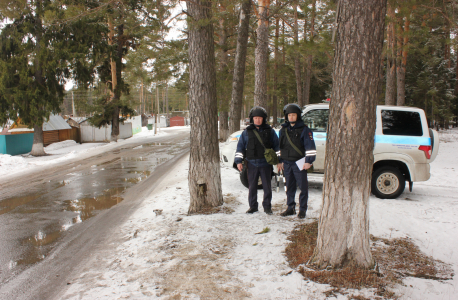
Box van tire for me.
[240,164,263,189]
[371,166,405,199]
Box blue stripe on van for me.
[312,132,327,141]
[309,133,430,145]
[375,135,431,145]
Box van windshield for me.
[302,109,329,132]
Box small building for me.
[7,115,78,146]
[169,116,185,127]
[124,115,142,134]
[79,120,133,142]
[42,114,75,146]
[0,115,77,154]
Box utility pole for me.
[72,91,76,117]
[156,85,160,133]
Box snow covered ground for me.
[1,127,458,299]
[0,126,174,178]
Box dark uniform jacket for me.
[279,120,316,164]
[235,124,280,168]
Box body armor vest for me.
[280,127,305,161]
[246,128,272,160]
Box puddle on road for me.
[0,194,44,216]
[147,142,172,146]
[16,230,62,266]
[1,148,179,274]
[63,187,126,222]
[97,157,121,166]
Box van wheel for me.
[371,166,405,199]
[239,164,264,189]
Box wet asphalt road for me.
[0,129,190,299]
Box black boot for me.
[298,211,306,219]
[280,207,296,216]
[246,207,258,214]
[264,208,273,215]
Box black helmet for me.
[249,106,268,125]
[283,103,302,122]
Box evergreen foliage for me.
[2,0,458,134]
[0,1,68,127]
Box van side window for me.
[381,110,423,136]
[302,109,329,132]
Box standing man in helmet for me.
[278,103,316,219]
[235,106,281,214]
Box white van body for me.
[220,104,439,199]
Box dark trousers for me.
[247,162,272,210]
[283,161,309,212]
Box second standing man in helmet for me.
[235,106,281,214]
[278,104,316,219]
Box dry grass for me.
[285,221,453,299]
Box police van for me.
[220,104,439,199]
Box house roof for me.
[7,115,72,133]
[43,114,71,131]
[68,117,87,124]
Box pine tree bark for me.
[187,0,223,214]
[229,0,251,133]
[30,124,45,156]
[303,0,316,106]
[396,18,409,106]
[293,1,303,107]
[311,0,387,269]
[254,0,270,108]
[30,0,46,156]
[272,4,279,126]
[108,17,121,142]
[281,20,288,107]
[455,43,458,96]
[385,3,396,106]
[218,5,229,140]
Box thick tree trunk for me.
[111,106,120,141]
[113,23,124,141]
[303,55,312,105]
[385,3,396,106]
[218,6,230,140]
[187,0,223,214]
[155,86,159,134]
[109,18,122,142]
[396,18,409,106]
[166,84,169,118]
[254,0,270,108]
[282,20,288,107]
[30,124,46,156]
[31,3,46,157]
[272,7,279,126]
[229,0,251,133]
[311,0,387,269]
[293,2,302,107]
[108,16,117,102]
[303,0,315,105]
[455,38,458,95]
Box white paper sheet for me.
[295,157,305,170]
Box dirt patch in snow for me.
[152,217,251,299]
[285,221,454,299]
